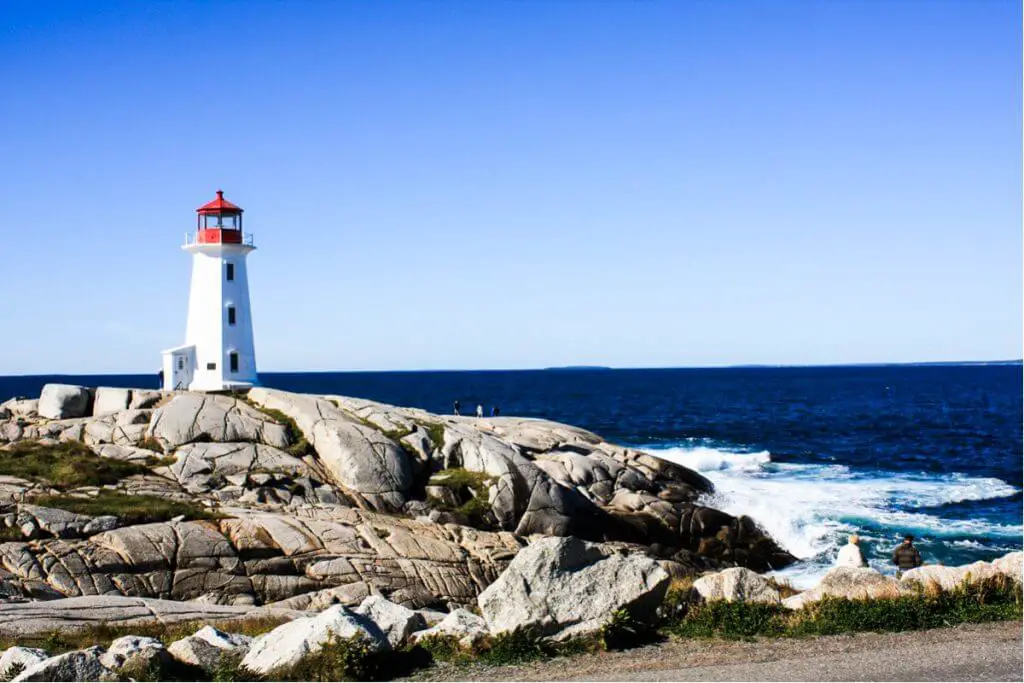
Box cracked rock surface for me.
[0,383,796,628]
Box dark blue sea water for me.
[2,364,1021,585]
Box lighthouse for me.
[161,190,259,391]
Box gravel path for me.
[405,621,1023,682]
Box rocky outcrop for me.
[37,385,92,420]
[146,394,290,450]
[0,385,795,617]
[0,648,48,679]
[10,647,116,682]
[900,551,1023,591]
[692,566,781,604]
[409,608,489,647]
[98,636,171,677]
[0,596,303,638]
[167,626,252,674]
[783,567,907,610]
[240,604,388,675]
[477,536,670,640]
[355,595,426,648]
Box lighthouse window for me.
[227,307,236,325]
[206,362,217,370]
[177,358,184,371]
[229,352,239,373]
[226,263,234,281]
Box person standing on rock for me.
[836,535,869,568]
[453,400,461,416]
[491,405,500,417]
[892,534,923,577]
[476,404,484,418]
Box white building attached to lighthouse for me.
[162,190,259,391]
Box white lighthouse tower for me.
[161,190,259,391]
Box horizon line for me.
[2,358,1021,378]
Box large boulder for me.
[783,567,907,610]
[37,384,92,420]
[477,536,670,640]
[240,604,389,676]
[98,636,171,677]
[692,566,781,604]
[248,388,414,510]
[354,595,426,648]
[167,626,252,674]
[0,648,48,680]
[901,551,1024,591]
[92,388,132,416]
[146,393,290,450]
[11,647,117,682]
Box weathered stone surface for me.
[37,385,92,420]
[0,648,48,680]
[478,536,670,639]
[692,566,781,604]
[409,608,489,647]
[11,647,117,682]
[248,388,413,510]
[14,504,119,540]
[241,604,388,675]
[900,551,1024,592]
[1,399,38,420]
[129,391,163,410]
[168,442,314,494]
[783,567,907,610]
[98,636,170,675]
[355,594,426,648]
[92,388,132,416]
[146,393,290,450]
[0,596,303,638]
[167,626,252,673]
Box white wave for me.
[646,444,1022,586]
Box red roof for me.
[197,190,243,215]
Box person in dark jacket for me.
[892,534,923,576]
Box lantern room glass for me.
[200,213,242,230]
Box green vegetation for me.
[427,468,497,529]
[0,440,151,489]
[244,403,313,458]
[666,575,1022,640]
[30,491,222,526]
[420,422,446,451]
[0,526,23,542]
[136,436,165,453]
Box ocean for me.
[2,364,1021,587]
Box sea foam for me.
[648,443,1022,587]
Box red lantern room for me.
[195,190,244,244]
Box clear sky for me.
[1,0,1020,374]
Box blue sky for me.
[0,0,1020,374]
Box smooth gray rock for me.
[128,391,163,410]
[355,594,426,648]
[409,609,489,647]
[248,388,413,510]
[146,393,290,450]
[37,385,92,420]
[92,388,132,416]
[0,648,48,680]
[692,567,781,604]
[783,567,908,610]
[11,647,117,682]
[478,536,670,640]
[241,604,389,676]
[167,626,252,673]
[0,596,302,638]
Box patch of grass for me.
[664,575,1022,640]
[420,422,446,451]
[29,491,223,526]
[0,440,151,489]
[0,662,25,682]
[136,437,165,453]
[427,468,497,529]
[244,403,313,458]
[263,636,430,682]
[428,468,494,490]
[144,455,178,468]
[0,526,23,542]
[765,576,801,599]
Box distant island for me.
[543,366,614,371]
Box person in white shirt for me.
[836,534,869,568]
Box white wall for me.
[183,242,259,390]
